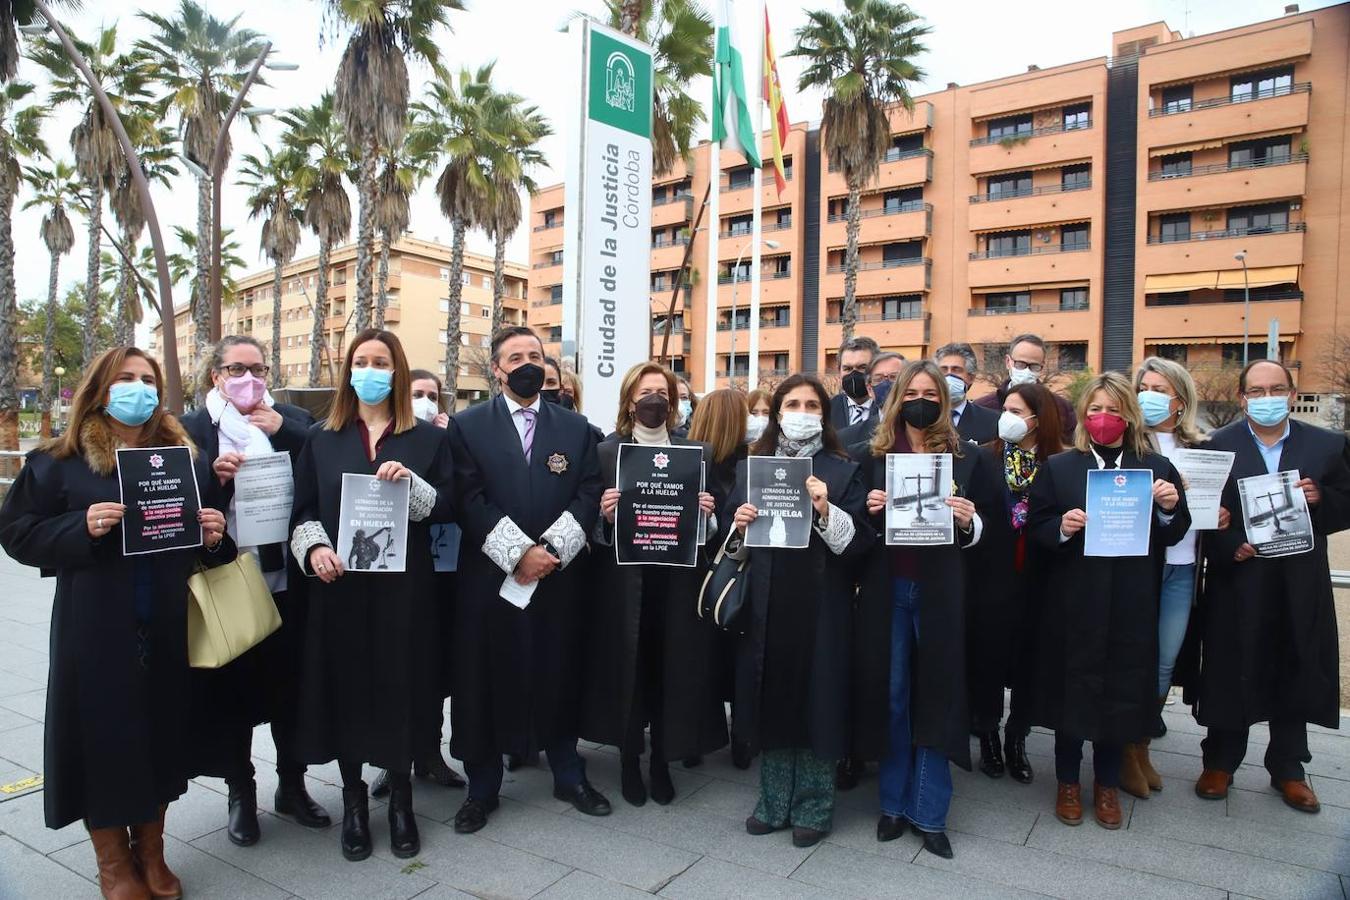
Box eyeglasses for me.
[870,373,898,385]
[219,363,270,378]
[1243,386,1291,399]
[1009,360,1044,373]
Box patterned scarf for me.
[1003,443,1041,530]
[776,433,823,459]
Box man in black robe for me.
[1193,359,1350,814]
[828,336,881,432]
[935,342,999,445]
[445,326,609,833]
[971,333,1076,444]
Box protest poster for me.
[116,446,202,555]
[745,456,812,549]
[615,443,704,566]
[336,474,409,573]
[1238,469,1314,557]
[885,453,954,546]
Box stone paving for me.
[1,548,1350,899]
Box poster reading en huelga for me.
[116,446,203,555]
[1238,469,1314,558]
[615,443,704,567]
[336,474,410,573]
[885,453,954,546]
[745,456,813,549]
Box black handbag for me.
[697,532,750,633]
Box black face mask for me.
[558,393,575,410]
[633,394,670,429]
[900,397,942,429]
[540,388,562,405]
[505,363,545,399]
[842,370,869,402]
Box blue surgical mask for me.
[945,374,967,403]
[350,367,393,405]
[1137,390,1174,427]
[105,382,159,426]
[678,399,693,423]
[1247,395,1290,428]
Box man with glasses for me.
[935,343,998,444]
[972,333,1076,443]
[836,353,905,449]
[829,336,881,432]
[1192,359,1350,814]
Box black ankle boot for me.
[387,778,420,859]
[341,784,371,861]
[227,779,260,847]
[649,759,675,805]
[1004,730,1033,784]
[620,754,647,807]
[978,731,1006,779]
[275,775,331,828]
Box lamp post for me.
[1235,251,1251,366]
[729,238,780,386]
[52,366,64,432]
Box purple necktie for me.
[519,407,536,462]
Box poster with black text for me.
[1238,469,1314,558]
[615,443,703,567]
[116,446,203,555]
[885,453,954,546]
[336,474,410,573]
[745,456,813,549]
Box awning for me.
[1148,139,1224,158]
[972,218,1091,236]
[1143,272,1222,293]
[975,158,1092,176]
[1144,265,1300,294]
[1216,264,1300,289]
[1223,127,1304,144]
[971,284,1030,294]
[1153,57,1308,90]
[1145,334,1299,346]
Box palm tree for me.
[107,120,176,347]
[411,64,513,401]
[0,1,82,85]
[789,0,930,341]
[167,225,246,309]
[485,100,550,337]
[321,0,462,331]
[28,25,154,365]
[138,0,266,363]
[280,94,352,387]
[22,158,77,437]
[238,147,303,387]
[372,129,427,329]
[0,79,43,456]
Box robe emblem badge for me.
[547,452,569,475]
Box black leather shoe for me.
[340,784,372,861]
[227,780,261,847]
[621,755,647,807]
[876,814,906,842]
[387,780,420,859]
[731,740,753,770]
[649,761,675,806]
[1004,731,1033,785]
[978,731,1005,779]
[919,829,953,859]
[835,757,863,791]
[275,778,332,828]
[553,782,612,817]
[745,815,776,835]
[453,797,499,834]
[792,826,827,848]
[370,768,391,799]
[416,753,467,789]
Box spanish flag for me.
[762,8,790,196]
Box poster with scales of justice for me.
[336,474,410,573]
[1238,469,1314,558]
[885,453,954,546]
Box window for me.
[882,295,923,320]
[985,292,1031,314]
[1222,284,1298,302]
[1061,164,1090,190]
[1062,103,1090,130]
[1231,66,1293,102]
[1154,344,1188,363]
[1229,137,1292,168]
[1056,343,1088,370]
[461,272,470,286]
[1159,213,1191,243]
[332,268,347,285]
[439,267,450,281]
[764,307,790,327]
[883,187,922,212]
[987,114,1032,140]
[725,309,751,330]
[549,284,563,302]
[1060,288,1088,311]
[670,356,686,374]
[1222,342,1268,364]
[461,302,470,316]
[726,166,753,189]
[828,198,848,219]
[887,132,924,159]
[781,157,793,181]
[543,209,558,227]
[1061,224,1089,251]
[770,256,791,277]
[726,214,752,236]
[548,250,564,266]
[1161,85,1192,114]
[987,172,1032,200]
[547,326,562,342]
[986,231,1030,258]
[1159,152,1192,178]
[882,242,922,265]
[1228,202,1290,235]
[651,186,667,204]
[775,208,792,227]
[723,261,751,282]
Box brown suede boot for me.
[129,806,182,900]
[1120,743,1151,799]
[1138,738,1162,792]
[88,825,151,900]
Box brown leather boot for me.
[1093,783,1123,830]
[1054,782,1083,826]
[1138,738,1162,792]
[1194,768,1233,800]
[88,825,151,900]
[129,806,182,899]
[1119,743,1151,799]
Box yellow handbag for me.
[186,552,282,669]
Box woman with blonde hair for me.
[1027,371,1190,831]
[0,347,232,900]
[689,387,749,503]
[852,361,1002,859]
[745,388,772,443]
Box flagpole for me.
[703,6,722,393]
[747,0,766,393]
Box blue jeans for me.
[878,577,953,832]
[1157,563,1195,696]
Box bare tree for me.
[1191,362,1244,430]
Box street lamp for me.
[1235,251,1251,366]
[52,366,64,432]
[729,238,780,384]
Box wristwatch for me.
[541,540,561,559]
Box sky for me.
[8,0,1338,342]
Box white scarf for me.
[206,387,276,457]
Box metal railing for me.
[717,269,791,284]
[1145,290,1303,306]
[827,200,930,222]
[969,302,1090,316]
[532,258,563,269]
[717,319,790,331]
[532,220,562,232]
[829,147,932,172]
[720,220,792,238]
[1146,221,1306,245]
[969,181,1092,203]
[720,171,792,190]
[825,256,927,274]
[969,242,1091,260]
[652,190,694,206]
[1147,152,1309,181]
[826,311,927,324]
[651,236,691,248]
[969,119,1093,147]
[1147,82,1311,117]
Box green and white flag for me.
[713,0,761,167]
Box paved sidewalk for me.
[1,550,1349,899]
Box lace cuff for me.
[542,511,586,568]
[291,520,332,575]
[483,516,534,576]
[814,503,857,556]
[408,472,437,522]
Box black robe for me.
[1191,420,1350,731]
[1026,447,1191,743]
[290,420,455,768]
[578,436,728,761]
[729,450,871,760]
[179,402,313,776]
[850,442,1003,771]
[0,421,236,829]
[446,396,602,763]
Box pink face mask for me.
[222,373,265,412]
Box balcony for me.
[532,256,563,270]
[969,243,1091,261]
[1142,155,1307,212]
[823,257,931,296]
[968,187,1097,234]
[1144,85,1310,152]
[719,219,793,239]
[1148,82,1310,117]
[822,202,931,246]
[1139,295,1302,342]
[821,311,930,351]
[968,123,1098,174]
[533,219,562,233]
[719,170,794,213]
[713,325,793,353]
[652,194,694,228]
[965,302,1095,345]
[1139,224,1305,275]
[967,245,1094,289]
[1145,221,1306,245]
[970,119,1093,147]
[717,268,792,285]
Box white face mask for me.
[412,396,439,422]
[1007,364,1039,387]
[779,411,823,441]
[998,410,1031,444]
[745,414,768,442]
[945,373,968,403]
